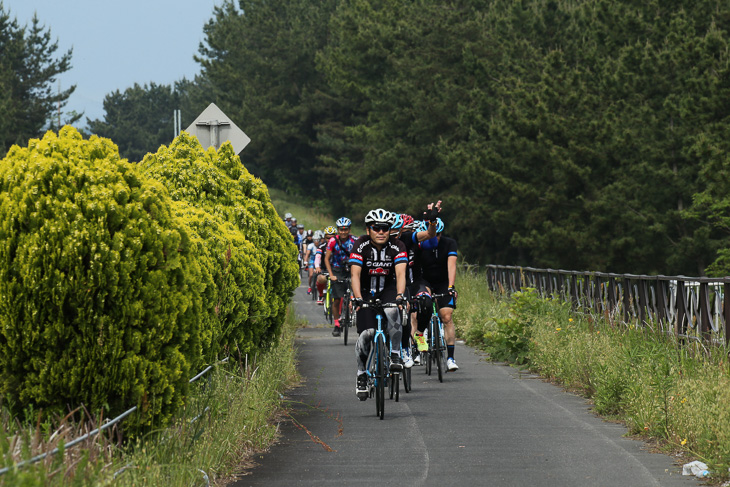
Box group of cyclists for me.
[284,202,459,400]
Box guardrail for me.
[486,265,730,344]
[0,357,230,478]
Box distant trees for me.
[82,0,730,275]
[87,79,208,162]
[0,5,78,157]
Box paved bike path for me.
[231,281,696,486]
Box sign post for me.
[185,103,251,154]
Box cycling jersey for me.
[306,242,316,265]
[314,240,328,269]
[349,236,407,296]
[398,231,422,287]
[418,236,458,284]
[326,235,357,269]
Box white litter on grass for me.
[682,461,709,478]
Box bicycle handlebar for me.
[359,300,400,309]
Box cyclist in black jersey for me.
[349,208,408,399]
[412,217,460,371]
[392,204,441,366]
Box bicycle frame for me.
[362,300,401,419]
[415,291,448,382]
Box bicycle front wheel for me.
[376,334,386,420]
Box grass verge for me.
[0,306,303,486]
[268,188,334,231]
[454,266,730,482]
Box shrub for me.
[0,127,206,426]
[140,133,299,354]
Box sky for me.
[5,0,224,125]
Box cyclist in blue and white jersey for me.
[350,209,408,400]
[325,217,357,336]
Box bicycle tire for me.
[403,365,411,393]
[425,349,431,376]
[394,372,400,402]
[342,296,350,346]
[376,334,386,420]
[434,317,444,383]
[389,370,394,400]
[324,289,333,325]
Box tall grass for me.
[0,306,302,486]
[455,267,730,479]
[268,188,334,231]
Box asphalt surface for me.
[231,279,697,486]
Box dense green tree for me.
[0,5,77,156]
[196,0,338,194]
[87,79,208,163]
[193,0,730,275]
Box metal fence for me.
[485,265,730,344]
[0,357,229,478]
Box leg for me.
[384,307,402,353]
[439,306,459,371]
[356,328,375,372]
[439,307,455,346]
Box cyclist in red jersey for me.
[325,217,357,336]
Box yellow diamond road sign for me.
[186,103,251,154]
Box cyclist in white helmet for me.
[325,217,357,336]
[350,209,408,400]
[315,226,337,304]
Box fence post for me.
[622,277,631,324]
[676,280,687,338]
[725,283,730,345]
[699,282,712,340]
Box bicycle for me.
[321,273,333,325]
[360,299,402,420]
[414,292,448,383]
[340,275,356,346]
[400,305,412,393]
[308,267,318,301]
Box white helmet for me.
[365,208,394,226]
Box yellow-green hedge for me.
[0,127,298,428]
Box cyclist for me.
[394,204,441,366]
[295,224,306,246]
[314,226,336,305]
[303,230,316,294]
[324,217,357,336]
[289,217,299,240]
[284,212,294,229]
[350,209,408,399]
[412,217,460,371]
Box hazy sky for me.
[5,0,223,124]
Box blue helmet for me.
[415,220,428,232]
[436,218,444,233]
[336,217,351,228]
[391,213,403,230]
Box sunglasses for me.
[370,224,391,233]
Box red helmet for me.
[401,214,414,227]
